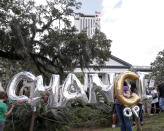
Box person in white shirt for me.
[151,87,160,114]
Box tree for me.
[0,0,111,83]
[151,49,164,84]
[91,29,111,64]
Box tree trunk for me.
[29,111,36,131]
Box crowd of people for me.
[112,80,164,131]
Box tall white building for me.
[74,14,100,38]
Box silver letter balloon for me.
[6,71,152,110]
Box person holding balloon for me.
[131,82,143,126]
[115,81,132,131]
[0,91,15,131]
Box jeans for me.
[115,104,132,131]
[159,97,164,110]
[132,104,143,122]
[0,121,5,131]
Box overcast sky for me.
[35,0,164,66]
[100,0,164,66]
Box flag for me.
[96,17,100,21]
[95,11,101,15]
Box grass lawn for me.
[102,112,164,131]
[72,112,164,131]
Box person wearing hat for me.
[115,81,132,131]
